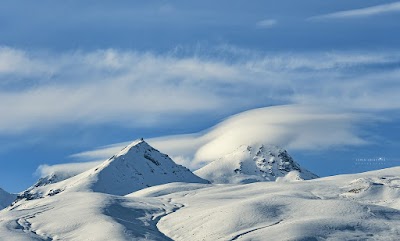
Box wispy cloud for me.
[310,2,400,20]
[0,46,400,134]
[256,19,277,28]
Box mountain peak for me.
[195,144,318,184]
[115,138,151,156]
[18,139,208,200]
[77,140,208,195]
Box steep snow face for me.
[0,188,16,210]
[18,139,208,200]
[84,139,209,195]
[195,144,318,184]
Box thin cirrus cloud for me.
[309,2,400,20]
[1,46,400,134]
[256,19,277,28]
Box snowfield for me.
[1,140,399,240]
[157,168,400,241]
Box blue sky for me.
[1,1,400,192]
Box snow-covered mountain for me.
[0,188,16,210]
[18,139,208,200]
[3,138,400,240]
[2,166,400,240]
[195,144,318,184]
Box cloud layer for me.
[1,46,400,134]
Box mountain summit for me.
[19,139,208,199]
[195,144,318,184]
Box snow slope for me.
[0,191,178,241]
[18,139,208,200]
[195,144,318,184]
[0,188,16,210]
[157,166,400,241]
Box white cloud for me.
[35,161,102,178]
[309,2,400,20]
[0,47,54,78]
[71,142,131,161]
[0,46,399,134]
[256,19,277,28]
